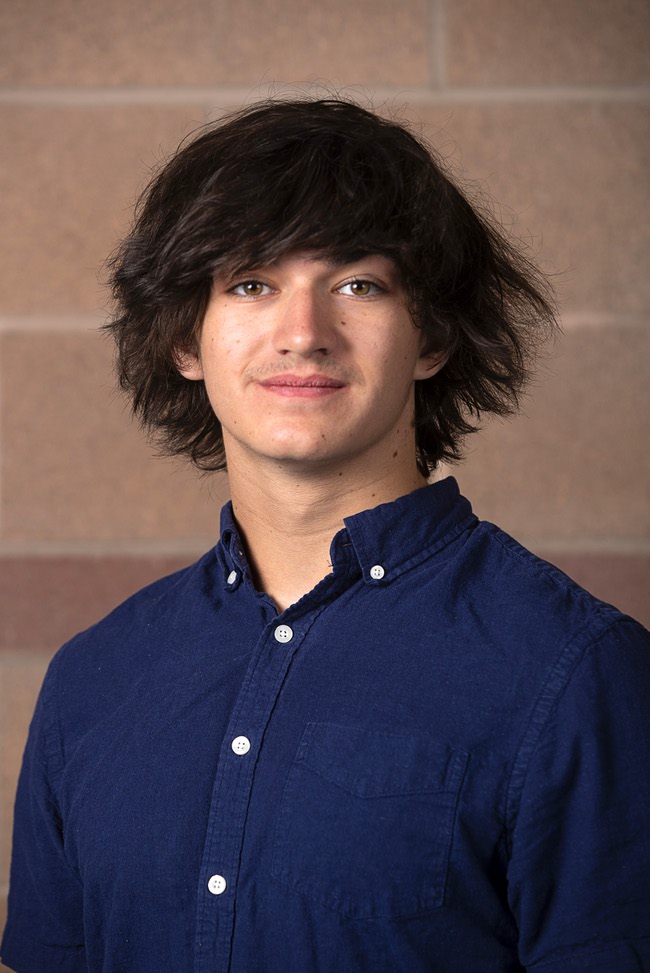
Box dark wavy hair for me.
[105,97,558,475]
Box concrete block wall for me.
[1,0,649,950]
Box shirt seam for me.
[41,648,68,795]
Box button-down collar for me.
[342,477,475,583]
[218,477,476,589]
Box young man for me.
[2,99,649,972]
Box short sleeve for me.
[507,617,650,972]
[0,656,86,972]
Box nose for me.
[271,288,338,358]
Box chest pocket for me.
[272,723,469,919]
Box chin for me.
[265,433,338,460]
[260,439,347,468]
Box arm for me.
[507,617,650,972]
[1,657,86,973]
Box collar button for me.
[369,564,385,581]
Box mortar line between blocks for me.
[0,85,648,105]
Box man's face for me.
[178,252,444,474]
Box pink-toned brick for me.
[0,556,195,652]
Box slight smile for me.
[257,374,347,398]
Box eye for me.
[229,280,273,297]
[337,279,383,298]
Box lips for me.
[259,374,346,388]
[257,373,347,397]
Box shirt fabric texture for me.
[2,477,650,972]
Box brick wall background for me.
[1,0,649,952]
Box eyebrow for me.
[218,251,399,284]
[313,251,385,268]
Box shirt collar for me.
[218,505,250,588]
[341,477,475,585]
[218,477,475,589]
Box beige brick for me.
[447,0,650,86]
[452,324,650,542]
[1,332,227,542]
[211,0,431,85]
[0,105,207,314]
[0,0,218,85]
[415,101,650,313]
[0,908,7,973]
[0,653,50,888]
[6,100,646,319]
[0,895,8,973]
[0,556,195,651]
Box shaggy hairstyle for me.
[105,97,557,475]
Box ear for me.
[414,348,447,381]
[174,349,204,381]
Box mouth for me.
[257,373,347,398]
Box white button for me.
[227,570,238,585]
[370,564,385,580]
[231,736,251,755]
[274,624,294,643]
[208,874,227,895]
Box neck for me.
[225,449,427,612]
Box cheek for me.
[200,336,236,380]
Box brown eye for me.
[242,281,264,296]
[230,280,270,297]
[339,279,381,297]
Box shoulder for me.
[59,548,219,657]
[424,516,650,718]
[42,548,223,740]
[472,522,650,769]
[459,519,645,642]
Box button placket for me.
[197,613,310,968]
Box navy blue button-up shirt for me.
[3,478,650,972]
